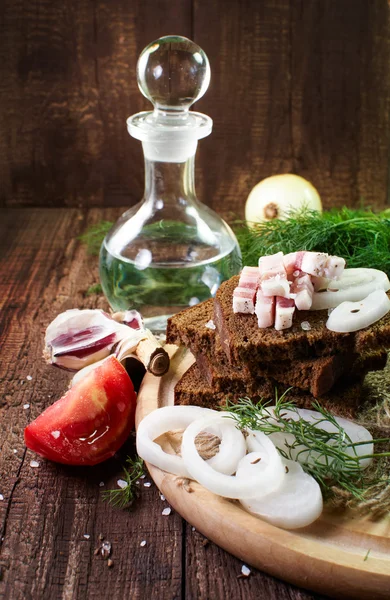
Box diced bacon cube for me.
[259,252,285,277]
[259,252,290,298]
[255,290,275,328]
[300,252,328,277]
[261,276,291,298]
[233,287,256,314]
[238,266,259,290]
[274,297,295,331]
[323,256,346,280]
[292,273,314,311]
[283,251,305,276]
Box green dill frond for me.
[79,221,113,255]
[102,455,144,509]
[234,206,390,275]
[85,283,103,296]
[223,394,390,506]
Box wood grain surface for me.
[0,1,389,212]
[0,208,328,600]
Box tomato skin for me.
[24,356,136,466]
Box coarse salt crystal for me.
[205,319,216,330]
[144,482,151,488]
[162,507,171,516]
[160,493,165,501]
[30,460,40,468]
[241,565,251,577]
[0,494,4,501]
[23,404,30,410]
[13,449,17,454]
[140,540,147,547]
[83,534,90,539]
[26,375,32,381]
[99,482,105,487]
[140,474,145,479]
[189,297,199,306]
[51,430,60,439]
[192,526,196,532]
[301,321,311,331]
[117,479,128,489]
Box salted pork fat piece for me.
[291,273,314,311]
[233,266,259,313]
[259,252,290,298]
[283,251,305,276]
[255,290,275,328]
[284,252,345,280]
[274,297,295,331]
[233,287,256,314]
[238,266,260,289]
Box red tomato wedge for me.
[24,356,136,466]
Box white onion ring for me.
[238,457,323,529]
[136,406,246,478]
[200,417,247,475]
[266,406,373,469]
[326,289,390,333]
[311,268,390,310]
[181,415,285,499]
[136,406,213,477]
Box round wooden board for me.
[135,345,390,600]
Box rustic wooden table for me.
[0,208,327,600]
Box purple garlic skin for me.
[44,309,141,371]
[112,310,143,330]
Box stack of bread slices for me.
[166,275,390,418]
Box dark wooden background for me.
[0,0,389,214]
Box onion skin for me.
[245,174,322,226]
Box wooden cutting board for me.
[135,345,390,600]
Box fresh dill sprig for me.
[85,283,103,296]
[234,206,390,275]
[224,394,390,502]
[79,221,113,255]
[102,455,144,509]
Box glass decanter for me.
[99,35,242,332]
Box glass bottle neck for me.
[143,156,197,206]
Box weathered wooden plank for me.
[0,1,191,208]
[184,522,326,600]
[290,0,390,209]
[194,0,293,217]
[1,1,389,212]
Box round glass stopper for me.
[137,35,211,112]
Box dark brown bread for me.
[166,299,215,355]
[174,363,365,420]
[196,337,387,397]
[167,298,388,395]
[214,276,390,364]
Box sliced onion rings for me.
[181,415,285,499]
[311,268,390,310]
[266,406,373,469]
[238,457,323,530]
[326,289,390,333]
[136,406,246,478]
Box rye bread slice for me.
[166,299,215,355]
[174,362,365,420]
[167,298,388,395]
[214,276,390,364]
[196,336,387,397]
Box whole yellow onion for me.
[245,174,322,225]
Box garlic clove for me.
[111,309,143,330]
[45,309,133,371]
